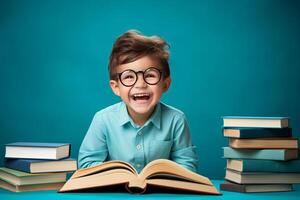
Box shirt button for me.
[136,163,141,168]
[136,144,142,150]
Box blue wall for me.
[1,0,300,179]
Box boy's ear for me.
[109,80,121,96]
[162,77,171,92]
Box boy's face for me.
[110,56,171,123]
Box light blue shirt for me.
[78,101,198,173]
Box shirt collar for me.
[118,101,161,129]
[119,102,132,126]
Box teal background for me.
[1,0,300,179]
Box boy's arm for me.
[78,112,108,168]
[170,114,198,172]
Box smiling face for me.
[110,56,171,125]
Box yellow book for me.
[59,159,220,195]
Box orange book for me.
[229,138,298,149]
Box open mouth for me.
[131,93,151,101]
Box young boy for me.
[78,30,198,172]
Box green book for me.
[225,169,300,184]
[227,159,300,172]
[223,147,298,160]
[0,167,67,186]
[0,179,64,192]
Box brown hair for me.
[109,30,170,80]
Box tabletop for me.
[1,180,300,200]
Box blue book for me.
[223,127,292,138]
[227,159,300,172]
[4,158,77,173]
[223,116,289,128]
[223,147,299,160]
[5,142,71,160]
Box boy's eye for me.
[145,73,155,78]
[123,75,134,80]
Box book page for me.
[60,169,136,192]
[146,179,220,194]
[72,160,136,179]
[139,159,212,186]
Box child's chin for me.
[130,99,152,108]
[132,107,152,115]
[129,104,154,115]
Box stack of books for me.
[220,116,300,193]
[0,142,77,192]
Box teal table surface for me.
[1,180,300,200]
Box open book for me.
[59,159,220,194]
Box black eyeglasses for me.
[116,67,163,87]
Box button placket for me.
[134,128,145,172]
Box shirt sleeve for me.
[170,114,198,172]
[78,112,108,168]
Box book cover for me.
[229,138,298,149]
[223,127,292,138]
[5,142,71,160]
[4,158,77,173]
[227,159,300,172]
[0,167,67,186]
[220,181,292,193]
[225,169,300,184]
[223,116,289,128]
[5,142,70,148]
[59,159,221,195]
[223,147,299,160]
[0,179,64,192]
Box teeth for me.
[133,93,150,97]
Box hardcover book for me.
[59,159,220,194]
[220,181,292,193]
[225,169,300,184]
[5,158,77,173]
[229,138,298,149]
[223,127,292,138]
[5,142,70,160]
[223,116,289,128]
[0,179,64,192]
[227,159,300,172]
[223,147,299,160]
[0,167,67,186]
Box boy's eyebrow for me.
[118,66,162,71]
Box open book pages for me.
[59,159,220,194]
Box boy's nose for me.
[134,74,147,88]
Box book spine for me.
[242,159,300,172]
[227,170,300,184]
[223,147,285,160]
[229,138,298,149]
[226,127,292,138]
[220,182,246,193]
[4,159,31,173]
